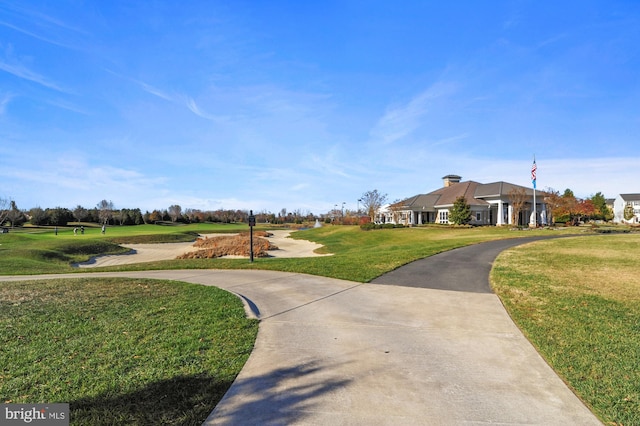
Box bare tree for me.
[97,199,114,225]
[168,205,182,222]
[361,189,388,223]
[113,209,125,226]
[5,200,24,227]
[184,208,198,223]
[73,205,88,223]
[29,207,47,225]
[0,196,11,226]
[543,187,562,225]
[388,199,404,224]
[508,188,528,226]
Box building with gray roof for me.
[378,175,548,226]
[613,193,640,224]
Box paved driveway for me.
[0,236,601,425]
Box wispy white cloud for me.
[184,96,221,121]
[3,161,157,191]
[370,81,457,145]
[105,69,176,102]
[45,98,90,115]
[108,70,231,122]
[139,81,174,102]
[0,58,69,93]
[0,156,167,209]
[0,19,76,49]
[0,2,87,49]
[0,92,13,114]
[290,182,309,191]
[1,1,86,34]
[307,153,353,179]
[427,133,470,148]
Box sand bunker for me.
[76,230,330,268]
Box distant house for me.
[377,174,548,226]
[613,194,640,224]
[606,198,616,217]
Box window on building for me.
[476,212,481,222]
[439,211,448,224]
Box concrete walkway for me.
[0,237,601,425]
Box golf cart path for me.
[0,236,601,425]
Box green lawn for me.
[0,223,249,275]
[0,277,258,425]
[3,223,637,424]
[0,222,583,280]
[491,234,640,425]
[97,225,588,282]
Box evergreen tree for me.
[449,196,472,225]
[590,192,612,221]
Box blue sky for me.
[1,1,639,214]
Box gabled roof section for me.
[397,193,441,212]
[433,181,489,207]
[474,181,540,198]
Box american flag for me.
[531,159,537,188]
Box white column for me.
[508,205,513,225]
[497,201,504,225]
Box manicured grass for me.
[0,277,258,425]
[491,234,640,425]
[77,225,586,282]
[3,222,630,424]
[0,223,249,275]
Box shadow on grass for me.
[69,374,231,426]
[69,361,351,425]
[205,361,352,424]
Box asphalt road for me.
[370,236,561,293]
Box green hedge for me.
[360,223,405,231]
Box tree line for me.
[0,188,614,229]
[0,198,324,227]
[544,189,613,224]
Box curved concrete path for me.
[0,236,601,425]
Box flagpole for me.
[532,155,537,228]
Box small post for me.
[248,210,256,262]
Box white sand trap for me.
[76,230,330,268]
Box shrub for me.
[360,223,405,231]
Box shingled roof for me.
[432,181,489,207]
[474,181,537,198]
[399,180,488,211]
[620,193,640,202]
[398,178,539,211]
